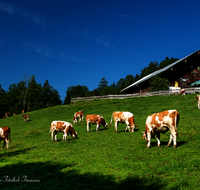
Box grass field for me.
[0,94,200,190]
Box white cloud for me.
[0,1,46,26]
[69,26,115,50]
[59,53,87,63]
[23,42,54,58]
[105,10,151,24]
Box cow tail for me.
[175,111,180,137]
[110,112,114,127]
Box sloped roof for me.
[121,50,200,92]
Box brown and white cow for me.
[86,115,108,132]
[49,121,77,142]
[142,110,180,149]
[5,112,10,118]
[22,114,29,122]
[196,95,200,109]
[73,110,84,123]
[179,89,186,96]
[0,127,11,148]
[110,111,137,133]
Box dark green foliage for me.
[97,75,108,92]
[0,75,62,117]
[158,57,179,69]
[42,80,62,108]
[0,84,7,117]
[6,83,21,114]
[140,61,159,78]
[27,75,43,111]
[150,74,170,91]
[49,88,62,107]
[63,85,89,104]
[124,74,134,87]
[116,78,125,93]
[42,79,51,107]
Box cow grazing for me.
[73,110,84,123]
[0,127,11,148]
[49,121,77,142]
[196,95,200,109]
[86,115,108,132]
[142,110,180,149]
[22,114,29,122]
[5,112,10,118]
[22,110,24,114]
[110,111,137,133]
[179,89,185,96]
[13,113,16,116]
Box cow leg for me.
[131,125,135,132]
[156,133,161,147]
[147,132,151,149]
[51,131,54,142]
[55,131,57,142]
[5,139,9,148]
[115,122,118,133]
[2,139,6,148]
[167,134,173,147]
[125,125,129,132]
[87,121,90,132]
[96,124,99,132]
[169,132,177,148]
[63,132,67,141]
[173,134,177,148]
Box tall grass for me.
[0,94,200,189]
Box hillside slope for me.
[0,94,199,190]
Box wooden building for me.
[121,50,200,93]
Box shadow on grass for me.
[147,141,187,148]
[0,147,35,159]
[24,120,32,122]
[89,128,108,132]
[55,138,79,142]
[0,162,182,190]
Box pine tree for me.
[0,85,7,118]
[97,75,108,91]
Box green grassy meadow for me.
[0,94,200,189]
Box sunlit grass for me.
[0,94,200,189]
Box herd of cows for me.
[1,94,200,149]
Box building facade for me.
[121,50,200,93]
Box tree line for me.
[0,75,62,118]
[63,57,178,104]
[0,56,178,117]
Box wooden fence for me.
[71,87,200,103]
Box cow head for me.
[72,132,78,138]
[72,118,76,124]
[130,124,138,132]
[196,95,200,101]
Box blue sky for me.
[1,0,200,101]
